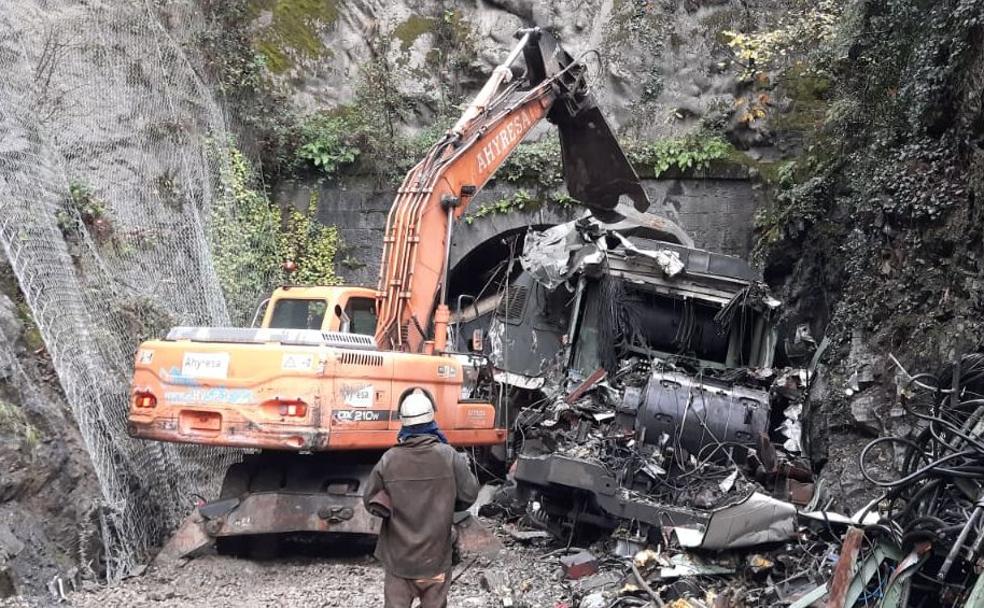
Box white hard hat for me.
[400,389,435,426]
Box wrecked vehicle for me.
[450,224,984,607]
[449,218,809,546]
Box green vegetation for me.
[291,104,456,182]
[248,0,339,73]
[721,1,841,82]
[465,190,534,224]
[67,182,107,221]
[774,62,833,133]
[463,190,576,225]
[211,146,283,305]
[630,135,735,177]
[0,399,40,449]
[498,141,565,189]
[752,0,984,355]
[280,193,342,286]
[56,181,111,242]
[393,15,436,50]
[295,114,360,179]
[199,0,298,179]
[15,302,44,352]
[211,145,341,318]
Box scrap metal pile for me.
[479,361,851,607]
[850,353,984,605]
[462,222,984,606]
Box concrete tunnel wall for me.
[274,173,762,288]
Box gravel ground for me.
[2,529,581,608]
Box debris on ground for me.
[453,224,984,606]
[559,551,598,580]
[28,223,984,608]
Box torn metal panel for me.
[519,219,759,296]
[610,231,684,277]
[878,542,930,608]
[492,368,545,390]
[784,539,904,608]
[671,492,797,550]
[519,222,593,290]
[514,454,708,530]
[780,402,804,453]
[483,272,570,385]
[799,507,881,528]
[656,554,735,579]
[559,551,598,579]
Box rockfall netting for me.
[0,1,267,580]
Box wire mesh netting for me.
[0,0,270,580]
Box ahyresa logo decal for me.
[476,109,534,174]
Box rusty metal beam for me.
[565,368,606,404]
[825,527,864,608]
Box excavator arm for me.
[374,28,687,353]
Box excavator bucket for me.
[522,30,651,223]
[556,106,650,224]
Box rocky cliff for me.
[7,0,979,600]
[758,0,984,510]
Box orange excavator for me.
[128,28,680,545]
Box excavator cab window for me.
[342,297,377,336]
[269,299,328,330]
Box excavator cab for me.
[261,286,378,334]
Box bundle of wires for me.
[859,353,984,583]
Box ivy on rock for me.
[211,145,341,321]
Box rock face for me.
[762,0,984,512]
[252,0,789,138]
[258,0,784,288]
[0,0,243,589]
[0,263,101,598]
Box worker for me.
[364,389,480,608]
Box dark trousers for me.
[383,569,452,608]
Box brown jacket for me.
[364,435,479,579]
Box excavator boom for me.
[373,29,675,353]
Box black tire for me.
[249,465,284,492]
[247,534,281,560]
[215,536,248,557]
